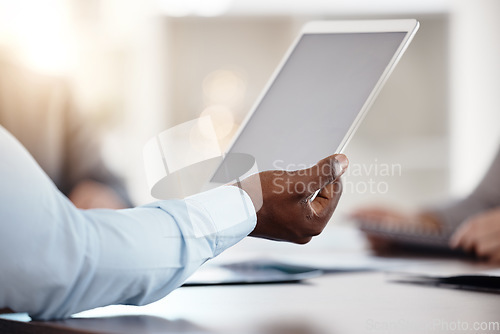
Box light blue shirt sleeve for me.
[0,126,257,320]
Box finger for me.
[310,180,342,223]
[350,208,405,224]
[295,236,313,245]
[300,181,341,240]
[295,154,348,197]
[489,253,500,264]
[454,229,478,254]
[469,214,500,241]
[450,212,491,249]
[350,208,382,222]
[316,178,342,201]
[350,207,393,217]
[474,232,500,258]
[350,207,386,220]
[449,221,474,249]
[365,234,397,253]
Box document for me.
[388,269,500,293]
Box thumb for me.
[296,154,349,197]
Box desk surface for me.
[2,226,499,334]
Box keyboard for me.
[357,219,464,254]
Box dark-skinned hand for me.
[234,154,348,244]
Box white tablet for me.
[211,19,419,183]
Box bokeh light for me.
[157,0,233,17]
[202,69,247,106]
[199,105,235,141]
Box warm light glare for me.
[200,68,245,148]
[190,116,222,156]
[157,0,233,17]
[199,105,235,140]
[0,0,75,74]
[202,69,246,106]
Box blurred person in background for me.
[353,145,500,263]
[0,56,131,209]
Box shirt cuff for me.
[185,185,257,257]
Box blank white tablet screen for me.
[215,32,406,179]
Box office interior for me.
[1,0,498,210]
[1,1,500,333]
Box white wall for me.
[341,16,450,212]
[448,0,500,197]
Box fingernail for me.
[335,154,349,174]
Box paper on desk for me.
[479,269,500,276]
[217,252,414,273]
[183,262,322,286]
[183,253,411,286]
[387,268,500,293]
[268,253,414,272]
[208,226,422,273]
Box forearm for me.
[0,187,255,320]
[0,126,256,320]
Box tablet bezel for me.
[213,19,419,179]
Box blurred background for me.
[0,0,499,218]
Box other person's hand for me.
[351,207,442,252]
[235,154,348,244]
[450,207,500,263]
